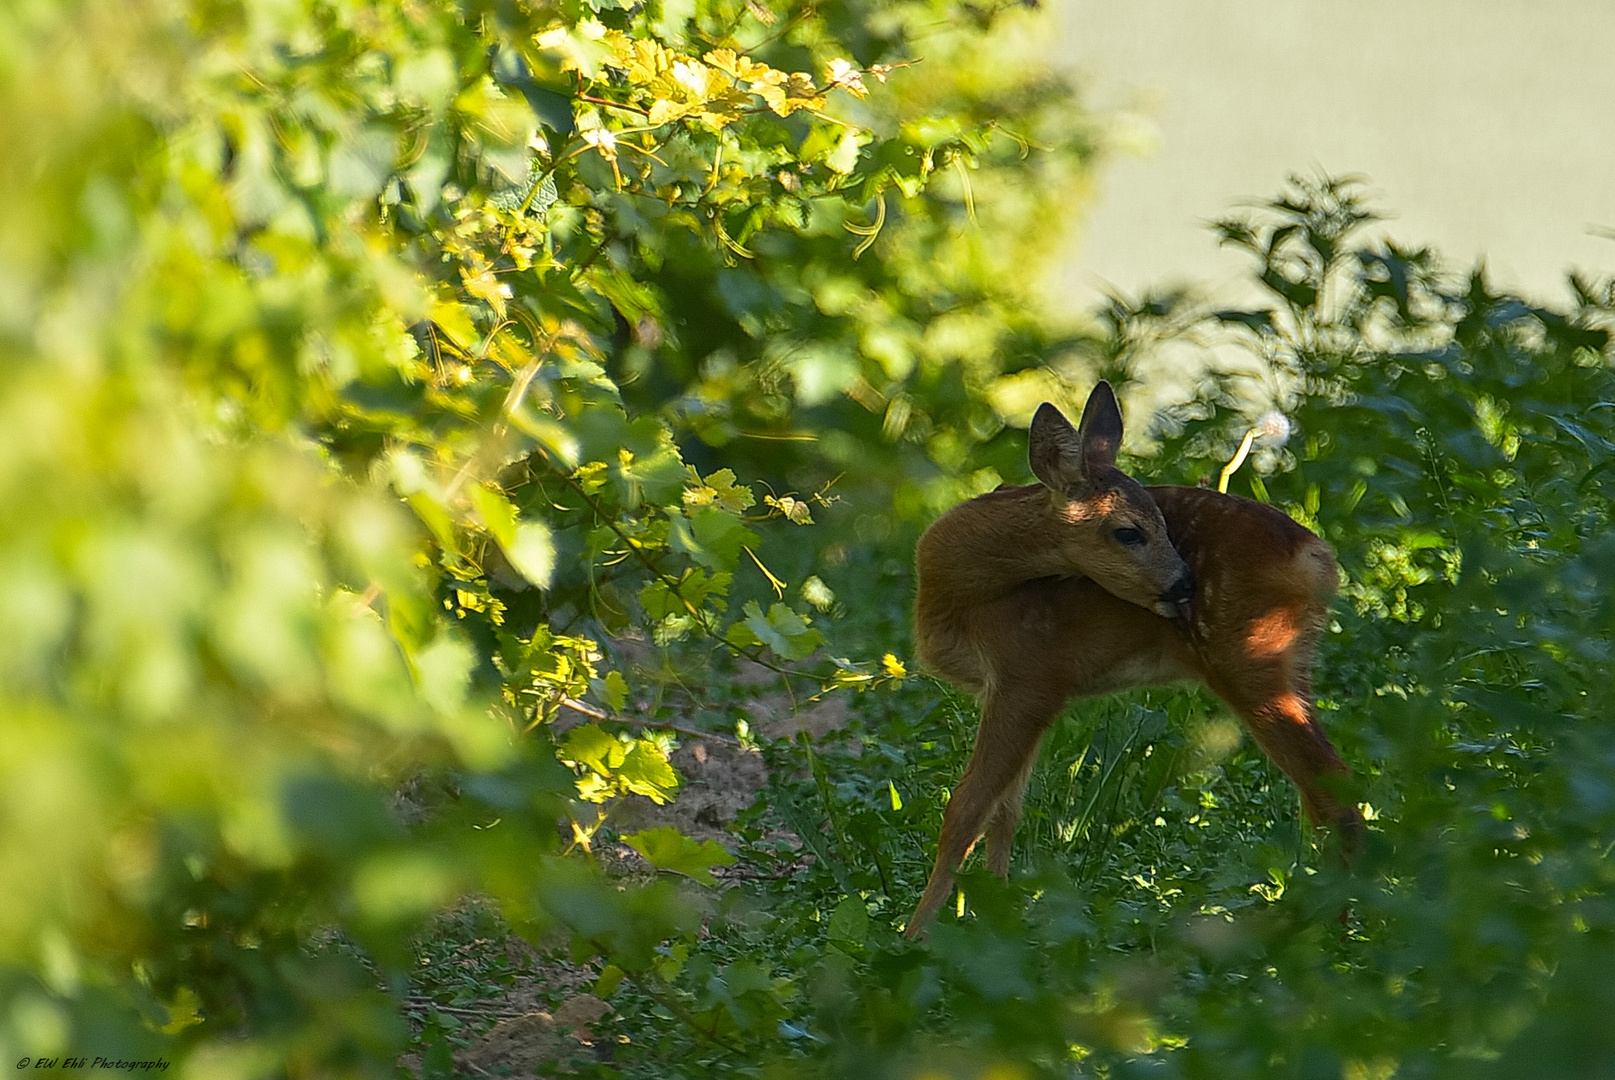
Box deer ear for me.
[1029,402,1087,491]
[1076,380,1123,471]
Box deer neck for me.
[916,485,1076,609]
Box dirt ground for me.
[405,660,851,1077]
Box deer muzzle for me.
[1157,568,1196,627]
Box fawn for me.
[905,381,1361,936]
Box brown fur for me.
[905,388,1360,937]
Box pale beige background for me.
[1051,1,1615,308]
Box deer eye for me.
[1112,526,1147,547]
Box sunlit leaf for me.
[622,826,735,885]
[617,740,680,804]
[559,724,625,775]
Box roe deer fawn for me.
[905,381,1361,937]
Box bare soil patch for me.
[411,659,850,1076]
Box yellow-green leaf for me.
[683,467,755,513]
[471,485,555,587]
[617,740,679,804]
[622,825,735,885]
[506,521,555,588]
[559,724,624,775]
[595,964,626,998]
[469,484,517,548]
[600,670,628,711]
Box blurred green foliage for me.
[0,0,1095,1073]
[4,0,1615,1075]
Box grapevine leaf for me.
[623,826,735,885]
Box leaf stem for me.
[557,696,741,746]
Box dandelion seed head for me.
[1255,411,1292,445]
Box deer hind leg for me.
[984,754,1038,877]
[905,684,1061,938]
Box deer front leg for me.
[906,685,1061,938]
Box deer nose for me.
[1161,569,1195,605]
[1160,569,1195,625]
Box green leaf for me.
[622,826,734,885]
[785,344,857,407]
[730,600,823,661]
[617,740,680,804]
[683,468,756,513]
[600,670,628,711]
[583,266,664,327]
[640,568,731,624]
[395,48,459,111]
[507,410,581,468]
[670,507,758,572]
[505,521,556,588]
[825,130,867,175]
[469,483,517,547]
[721,957,774,997]
[519,86,576,136]
[595,964,626,998]
[827,896,868,947]
[412,634,474,717]
[639,578,682,621]
[471,485,555,587]
[620,443,690,507]
[352,850,460,921]
[558,724,625,775]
